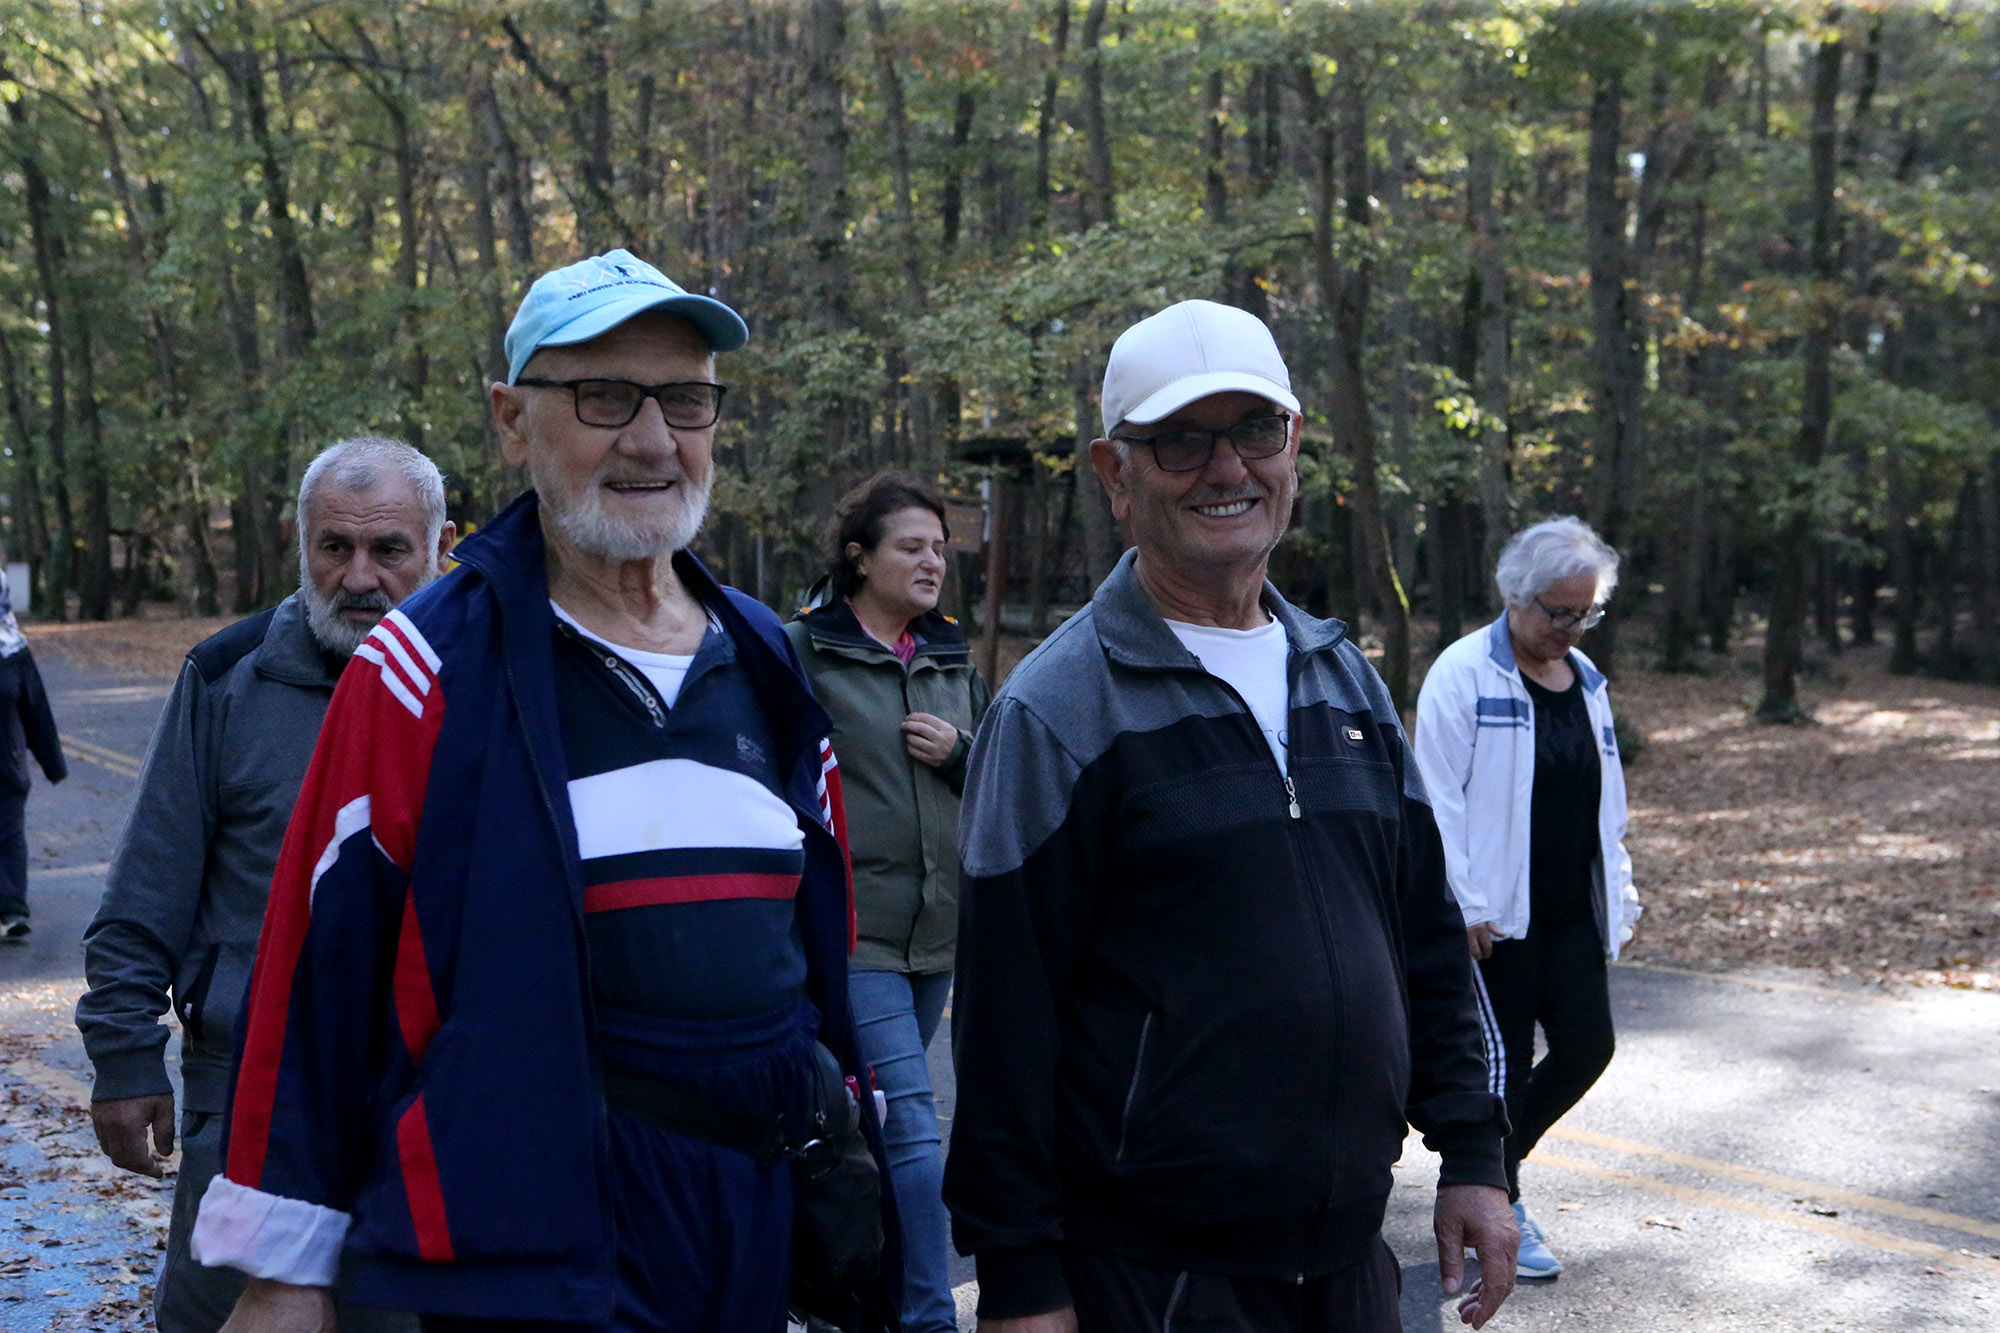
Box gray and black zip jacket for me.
[77,594,342,1114]
[944,552,1507,1318]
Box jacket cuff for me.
[942,730,972,792]
[1430,1131,1509,1192]
[87,1050,173,1104]
[974,1245,1071,1320]
[190,1174,349,1286]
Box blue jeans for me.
[849,968,955,1333]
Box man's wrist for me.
[86,1051,174,1105]
[1433,1133,1508,1192]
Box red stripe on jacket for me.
[394,888,441,1063]
[583,872,801,913]
[818,739,856,951]
[225,619,446,1205]
[395,1095,456,1262]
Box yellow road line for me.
[1536,1151,2000,1278]
[5,1057,91,1111]
[1615,959,1916,1006]
[64,736,143,778]
[1547,1125,2000,1244]
[60,684,171,704]
[31,861,109,879]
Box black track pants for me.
[1474,912,1616,1201]
[1062,1236,1403,1333]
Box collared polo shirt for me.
[553,607,808,1022]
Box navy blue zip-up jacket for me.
[195,492,896,1325]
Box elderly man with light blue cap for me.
[191,252,899,1333]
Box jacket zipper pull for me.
[1282,774,1301,820]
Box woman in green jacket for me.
[785,472,989,1333]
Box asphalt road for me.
[3,640,1997,1332]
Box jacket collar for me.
[254,593,345,689]
[1092,547,1346,671]
[452,489,831,794]
[1485,613,1605,693]
[795,596,971,666]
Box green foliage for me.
[0,0,1992,635]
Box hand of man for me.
[902,712,961,768]
[978,1310,1078,1333]
[91,1093,176,1178]
[1466,921,1505,961]
[1435,1183,1517,1329]
[219,1279,337,1333]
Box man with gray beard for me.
[190,251,897,1333]
[77,435,452,1333]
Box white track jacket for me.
[1414,617,1640,960]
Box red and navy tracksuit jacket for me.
[194,490,894,1324]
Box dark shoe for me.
[0,913,29,939]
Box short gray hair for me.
[1494,516,1620,607]
[296,435,448,561]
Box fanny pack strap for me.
[601,1066,790,1166]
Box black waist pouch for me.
[602,1042,887,1330]
[789,1041,886,1326]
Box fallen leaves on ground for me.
[1612,647,1999,991]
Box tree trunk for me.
[1027,461,1053,636]
[0,327,50,601]
[474,78,535,273]
[942,91,976,249]
[1033,0,1069,227]
[864,0,937,459]
[1583,68,1643,678]
[1469,126,1513,587]
[977,475,1013,686]
[1759,19,1844,722]
[802,0,853,333]
[70,312,114,621]
[1885,432,1918,673]
[1975,462,2000,681]
[1295,59,1411,706]
[229,33,316,361]
[9,86,75,617]
[90,86,220,614]
[1079,0,1115,227]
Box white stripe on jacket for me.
[1413,616,1641,960]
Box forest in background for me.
[1,0,1996,716]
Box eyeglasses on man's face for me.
[1111,413,1292,474]
[514,377,728,430]
[1535,597,1606,631]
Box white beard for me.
[299,560,439,657]
[532,456,713,562]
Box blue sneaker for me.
[1513,1200,1563,1278]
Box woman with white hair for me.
[1414,515,1641,1281]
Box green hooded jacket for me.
[785,597,991,975]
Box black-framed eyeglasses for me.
[1536,598,1606,631]
[1110,413,1292,473]
[514,377,728,430]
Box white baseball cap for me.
[1100,299,1300,436]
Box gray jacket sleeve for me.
[76,660,217,1103]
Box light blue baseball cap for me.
[503,249,749,384]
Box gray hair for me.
[1494,516,1620,607]
[296,435,448,562]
